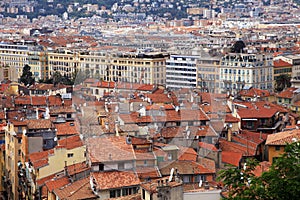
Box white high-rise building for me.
[166,55,198,89]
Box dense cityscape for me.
[0,0,300,200]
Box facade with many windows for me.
[78,51,168,85]
[166,55,198,89]
[220,52,273,94]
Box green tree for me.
[218,158,261,199]
[275,74,291,92]
[260,142,300,200]
[20,64,35,86]
[218,142,300,200]
[230,40,246,53]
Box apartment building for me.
[197,55,221,93]
[78,51,168,85]
[166,52,221,92]
[220,52,273,94]
[4,122,26,200]
[166,55,198,89]
[0,43,29,82]
[48,49,78,79]
[0,42,46,81]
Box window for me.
[167,153,172,161]
[183,175,191,183]
[99,164,104,171]
[67,153,74,158]
[275,146,280,151]
[118,163,125,170]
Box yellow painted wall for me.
[36,145,86,179]
[267,145,285,164]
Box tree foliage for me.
[230,40,246,53]
[218,142,300,200]
[275,74,291,92]
[19,64,35,86]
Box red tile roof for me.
[277,87,297,99]
[239,87,270,98]
[225,114,240,123]
[252,161,271,177]
[55,122,79,136]
[53,177,97,200]
[178,146,198,161]
[45,177,70,192]
[222,151,242,167]
[136,166,161,179]
[87,136,135,163]
[48,95,62,106]
[92,171,140,190]
[153,125,217,140]
[14,96,31,105]
[57,135,84,150]
[273,59,292,68]
[199,142,218,151]
[219,138,256,156]
[66,161,90,176]
[31,96,47,106]
[119,109,209,124]
[235,101,288,119]
[26,119,54,129]
[159,160,215,175]
[266,129,300,145]
[29,149,54,169]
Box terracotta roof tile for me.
[119,109,209,124]
[29,149,54,169]
[92,171,140,190]
[26,119,54,129]
[225,114,240,123]
[55,122,79,136]
[236,101,288,119]
[136,166,161,179]
[53,177,97,200]
[31,96,47,106]
[87,136,135,163]
[50,107,76,114]
[37,174,56,187]
[277,87,298,99]
[222,151,242,167]
[199,142,218,151]
[14,96,31,105]
[252,161,271,177]
[219,138,256,156]
[273,59,292,68]
[239,87,271,98]
[159,160,215,175]
[66,161,90,176]
[48,95,62,106]
[134,149,156,160]
[45,177,70,192]
[266,129,300,145]
[178,147,198,161]
[57,135,84,150]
